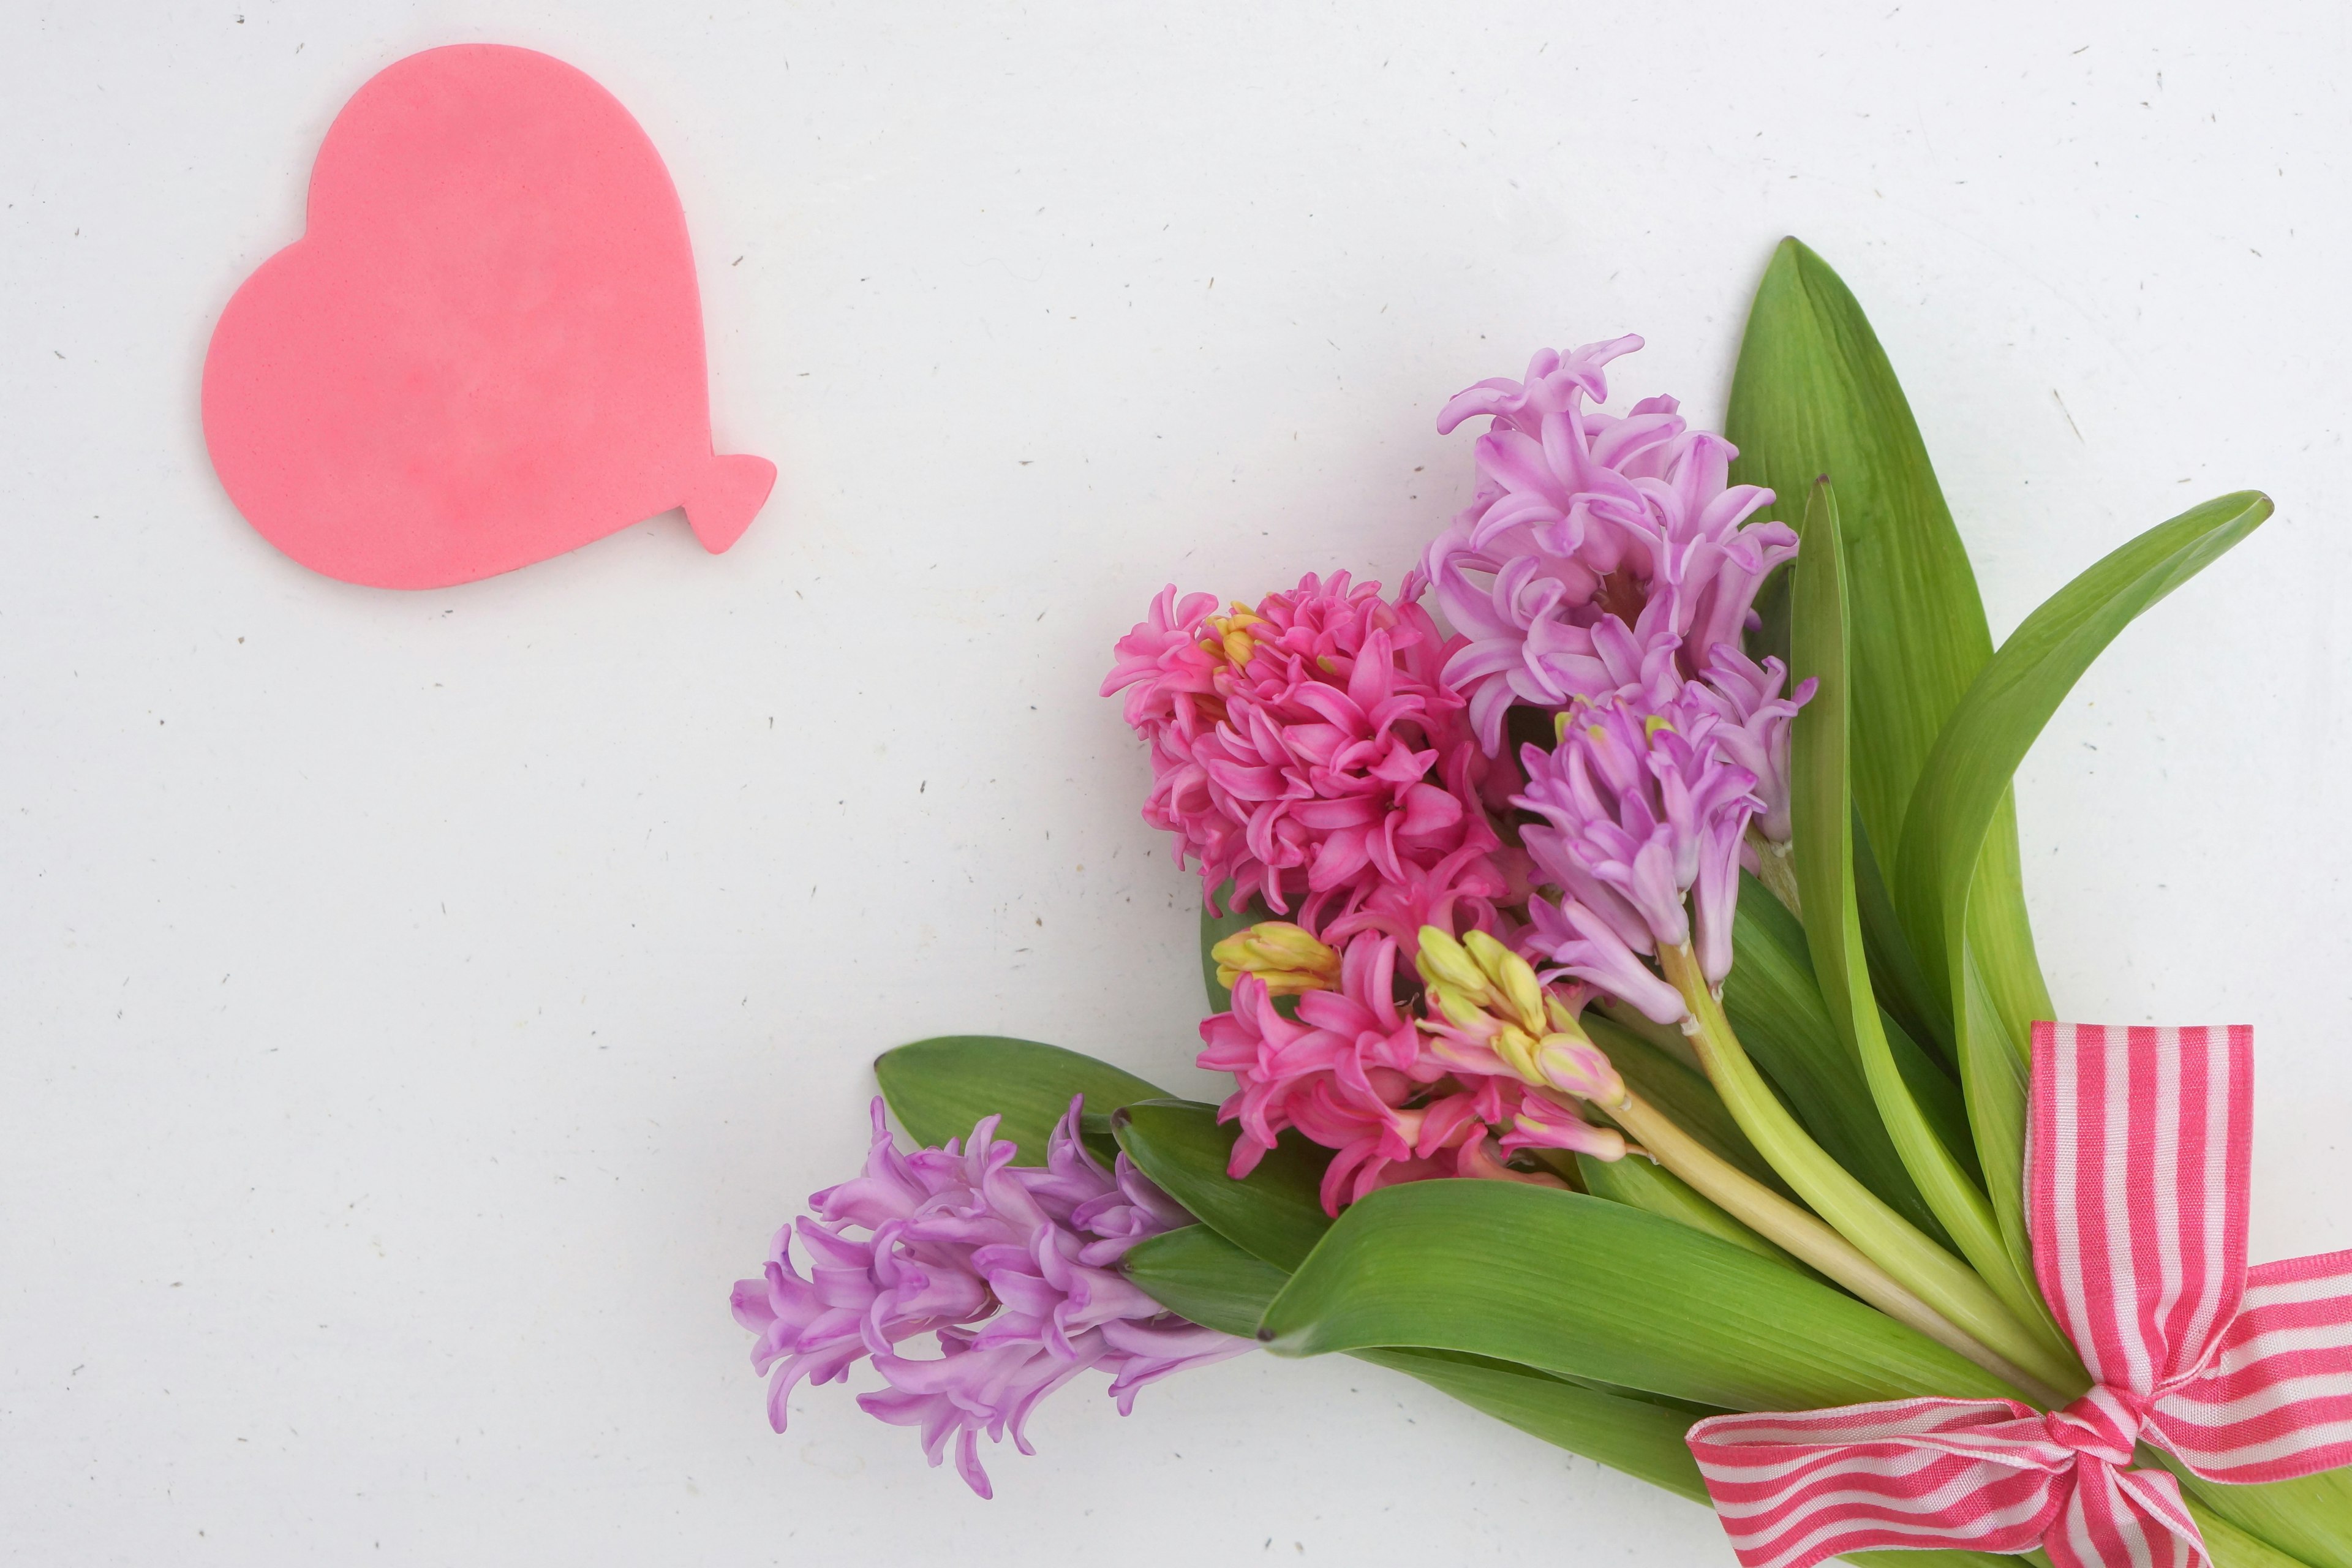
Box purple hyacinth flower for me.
[729,1098,1250,1498]
[1512,673,1771,1017]
[1414,337,1798,755]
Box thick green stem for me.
[1656,941,2086,1403]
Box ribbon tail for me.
[1687,1399,2067,1568]
[2154,1249,2352,1482]
[2046,1461,2207,1568]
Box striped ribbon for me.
[1686,1023,2352,1568]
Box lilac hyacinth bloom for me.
[1513,652,1809,1020]
[1414,337,1800,755]
[729,1098,1251,1498]
[1688,644,1812,847]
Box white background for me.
[6,1,2350,1562]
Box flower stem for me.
[1654,940,2086,1405]
[1607,1087,2060,1406]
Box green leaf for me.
[1853,809,1953,1065]
[1883,1009,1977,1180]
[1112,1098,1333,1269]
[1787,480,2082,1391]
[874,1036,1166,1164]
[1893,491,2271,1286]
[1723,873,1946,1242]
[1896,488,2272,1051]
[1355,1348,1719,1503]
[1120,1224,1294,1336]
[2172,1462,2352,1568]
[1124,1224,1719,1502]
[1726,238,1994,894]
[1261,1180,2019,1411]
[1586,1014,1787,1196]
[1727,238,2051,1069]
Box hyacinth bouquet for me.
[731,240,2352,1568]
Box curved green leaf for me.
[1355,1348,1717,1502]
[2172,1462,2352,1568]
[875,1036,1167,1164]
[1112,1098,1333,1270]
[1727,237,2051,1063]
[1788,480,2081,1388]
[1896,489,2272,1054]
[1121,1224,1294,1336]
[1260,1180,2019,1411]
[1893,491,2272,1278]
[1726,241,1997,912]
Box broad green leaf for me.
[1112,1098,1333,1269]
[1894,491,2272,1280]
[2173,1462,2352,1568]
[1355,1348,1718,1503]
[1124,1224,1719,1502]
[1726,238,1994,894]
[875,1036,1167,1164]
[1575,1150,1804,1272]
[1896,489,2272,1052]
[1261,1180,2019,1411]
[1727,238,2048,1066]
[1788,481,2081,1389]
[1586,1014,1789,1196]
[1724,873,1946,1242]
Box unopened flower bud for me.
[1212,922,1341,997]
[1462,928,1545,1033]
[1413,926,1490,1000]
[1509,1090,1628,1162]
[1491,1025,1542,1084]
[1531,1033,1624,1105]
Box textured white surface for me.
[4,2,2350,1562]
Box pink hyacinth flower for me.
[1103,571,1509,930]
[729,1098,1249,1498]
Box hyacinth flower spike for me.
[730,1098,1251,1497]
[1511,680,2083,1403]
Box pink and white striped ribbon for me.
[1686,1023,2352,1568]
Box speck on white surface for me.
[3,2,2348,1563]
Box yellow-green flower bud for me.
[1463,929,1544,1033]
[1413,926,1490,1000]
[1211,921,1341,997]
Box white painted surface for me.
[4,1,2348,1562]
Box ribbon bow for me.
[1687,1023,2352,1568]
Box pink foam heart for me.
[202,45,775,589]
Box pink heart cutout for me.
[202,45,775,589]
